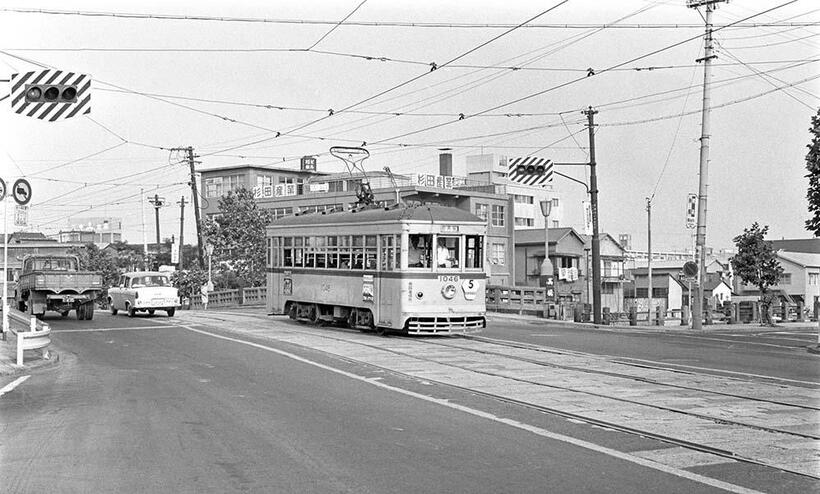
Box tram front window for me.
[408,234,431,268]
[437,237,459,269]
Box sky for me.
[0,0,817,252]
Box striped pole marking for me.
[507,156,553,186]
[10,69,91,122]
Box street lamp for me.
[539,199,554,286]
[205,243,214,291]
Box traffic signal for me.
[515,162,546,175]
[25,84,78,103]
[10,69,91,122]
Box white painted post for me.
[29,316,35,332]
[16,332,23,365]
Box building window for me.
[779,273,792,285]
[514,217,534,227]
[552,198,559,207]
[552,220,559,228]
[512,194,533,204]
[602,283,614,294]
[205,177,223,198]
[475,203,488,221]
[810,273,819,285]
[491,243,505,266]
[257,175,273,188]
[491,205,505,227]
[636,288,648,298]
[225,174,243,193]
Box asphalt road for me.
[483,316,820,383]
[1,310,816,493]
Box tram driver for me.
[437,238,456,268]
[409,234,430,268]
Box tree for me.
[202,187,273,288]
[806,108,820,235]
[68,243,120,306]
[730,223,784,325]
[171,267,208,304]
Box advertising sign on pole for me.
[686,193,697,229]
[14,205,28,227]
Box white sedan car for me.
[108,271,180,317]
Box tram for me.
[265,204,487,335]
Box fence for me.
[4,307,52,365]
[186,286,267,310]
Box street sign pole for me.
[2,197,8,339]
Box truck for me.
[15,254,103,320]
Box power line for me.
[305,0,367,51]
[368,0,800,146]
[2,7,815,29]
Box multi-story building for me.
[57,217,123,245]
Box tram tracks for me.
[175,313,820,479]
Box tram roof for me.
[268,204,485,228]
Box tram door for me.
[377,235,395,326]
[268,237,284,314]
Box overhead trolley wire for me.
[1,7,815,29]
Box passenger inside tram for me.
[408,234,431,268]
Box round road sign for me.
[12,178,32,206]
[0,177,6,202]
[683,261,698,278]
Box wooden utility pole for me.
[584,106,602,325]
[647,198,653,322]
[689,0,726,330]
[177,196,186,270]
[172,146,206,268]
[148,194,166,269]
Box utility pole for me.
[689,0,725,330]
[177,196,186,270]
[148,194,165,269]
[141,188,148,270]
[172,146,205,269]
[646,198,653,321]
[584,106,602,325]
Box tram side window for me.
[294,237,304,267]
[365,235,377,270]
[437,236,460,269]
[315,236,327,268]
[352,235,364,269]
[380,235,396,271]
[465,235,484,269]
[408,234,432,268]
[327,236,339,268]
[283,237,293,267]
[339,235,352,269]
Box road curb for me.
[0,345,60,376]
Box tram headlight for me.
[441,284,457,300]
[416,291,424,299]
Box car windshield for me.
[133,276,170,287]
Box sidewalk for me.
[0,333,58,376]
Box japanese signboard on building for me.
[415,173,467,190]
[253,183,298,199]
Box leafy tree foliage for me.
[805,108,820,235]
[202,188,273,288]
[730,223,784,325]
[171,268,208,302]
[68,243,120,305]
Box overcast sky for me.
[1,0,817,251]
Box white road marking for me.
[178,323,765,494]
[57,326,176,332]
[0,375,30,398]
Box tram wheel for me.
[308,304,320,324]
